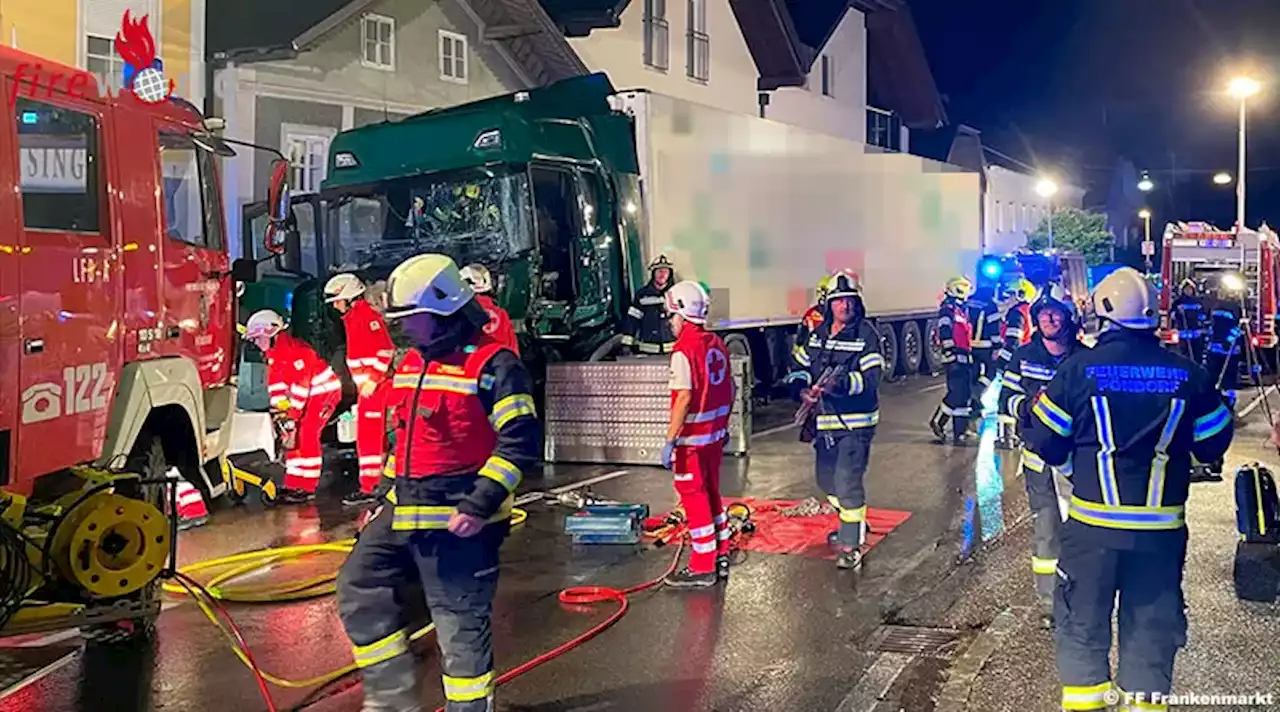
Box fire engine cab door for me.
[156,129,233,388]
[8,92,122,486]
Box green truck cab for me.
[240,73,649,381]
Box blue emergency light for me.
[979,257,1003,280]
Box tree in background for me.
[1026,207,1115,266]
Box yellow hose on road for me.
[163,507,528,690]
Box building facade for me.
[209,0,568,256]
[562,0,924,148]
[2,0,206,105]
[984,164,1085,255]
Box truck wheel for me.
[922,319,944,374]
[83,437,166,647]
[588,334,626,362]
[897,321,923,375]
[876,322,899,377]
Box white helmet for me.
[244,309,286,339]
[1092,267,1158,330]
[384,254,474,320]
[665,280,710,324]
[460,264,493,294]
[324,273,366,303]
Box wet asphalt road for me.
[3,374,1026,712]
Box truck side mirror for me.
[263,158,292,256]
[231,258,258,283]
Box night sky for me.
[910,0,1280,228]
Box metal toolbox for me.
[543,355,751,465]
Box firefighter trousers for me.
[931,361,973,439]
[971,348,997,413]
[1021,452,1072,608]
[673,444,731,574]
[1055,523,1188,711]
[356,384,390,494]
[815,429,874,549]
[284,393,341,493]
[337,506,507,712]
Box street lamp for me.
[1138,175,1154,192]
[1138,208,1154,274]
[1227,76,1261,231]
[1035,177,1059,249]
[1213,171,1234,185]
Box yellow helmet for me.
[1012,278,1038,303]
[945,276,972,299]
[815,274,833,303]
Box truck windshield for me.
[328,169,533,272]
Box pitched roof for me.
[206,0,585,87]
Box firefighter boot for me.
[361,651,423,712]
[664,568,718,589]
[342,490,379,508]
[929,407,950,443]
[280,489,316,505]
[951,417,971,446]
[716,555,731,580]
[836,548,863,570]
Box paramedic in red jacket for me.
[461,263,520,355]
[324,273,396,504]
[245,310,342,503]
[661,281,736,588]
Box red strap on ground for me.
[724,497,912,560]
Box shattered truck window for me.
[331,171,532,272]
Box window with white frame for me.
[686,0,709,82]
[439,30,468,83]
[85,35,125,89]
[282,126,334,195]
[643,0,669,71]
[362,14,395,69]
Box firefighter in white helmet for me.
[1022,267,1233,709]
[324,273,396,506]
[336,254,538,711]
[661,280,736,587]
[460,263,520,354]
[245,309,342,503]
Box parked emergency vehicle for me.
[1157,221,1280,355]
[0,44,282,643]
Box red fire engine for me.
[0,44,285,642]
[1157,221,1280,352]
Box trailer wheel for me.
[922,318,944,374]
[875,322,899,377]
[898,321,923,375]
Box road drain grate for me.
[871,625,962,659]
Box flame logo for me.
[114,11,174,103]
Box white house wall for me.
[984,165,1086,254]
[763,8,867,143]
[566,0,763,117]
